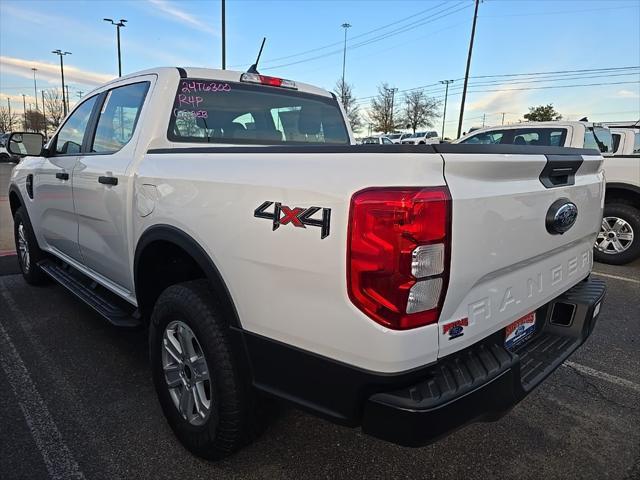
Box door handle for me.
[98,176,118,186]
[55,172,69,180]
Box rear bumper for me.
[361,276,606,447]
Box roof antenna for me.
[247,37,266,74]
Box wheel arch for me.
[8,185,24,217]
[605,183,640,208]
[134,225,242,329]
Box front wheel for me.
[593,203,640,265]
[149,280,254,459]
[13,207,49,284]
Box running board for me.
[38,259,142,328]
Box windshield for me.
[168,78,349,145]
[388,134,401,139]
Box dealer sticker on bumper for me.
[505,312,536,350]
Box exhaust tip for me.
[549,302,576,327]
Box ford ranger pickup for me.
[7,67,606,459]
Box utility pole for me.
[77,91,84,98]
[22,94,27,130]
[457,0,480,139]
[65,85,70,112]
[341,22,352,103]
[221,0,226,69]
[31,67,39,112]
[439,79,454,139]
[482,113,486,127]
[52,49,71,116]
[103,18,127,77]
[501,112,505,125]
[387,87,398,133]
[41,90,47,139]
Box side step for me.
[38,259,142,328]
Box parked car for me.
[597,126,640,264]
[454,121,614,153]
[401,130,440,144]
[1,132,15,162]
[361,135,394,145]
[387,132,413,144]
[454,121,638,264]
[7,67,606,460]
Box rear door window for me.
[91,82,149,153]
[612,133,622,154]
[168,79,349,145]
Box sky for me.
[1,0,639,137]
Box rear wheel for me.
[149,280,254,459]
[13,207,48,285]
[594,203,640,265]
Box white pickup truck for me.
[7,67,606,460]
[456,121,640,265]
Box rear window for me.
[168,78,349,145]
[635,132,640,154]
[461,128,567,146]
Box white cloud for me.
[1,56,114,88]
[147,0,218,35]
[616,89,640,99]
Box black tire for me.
[593,203,640,265]
[149,280,253,460]
[13,207,49,285]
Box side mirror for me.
[7,132,45,157]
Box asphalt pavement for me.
[0,162,638,479]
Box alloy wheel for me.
[161,320,212,426]
[17,222,30,273]
[595,216,634,254]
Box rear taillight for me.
[347,187,451,330]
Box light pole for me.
[31,67,39,113]
[457,0,480,138]
[22,94,27,130]
[104,18,127,77]
[7,98,12,131]
[341,22,351,102]
[41,90,47,139]
[439,79,454,139]
[51,49,71,116]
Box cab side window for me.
[91,82,149,154]
[54,96,98,155]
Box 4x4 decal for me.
[254,201,331,239]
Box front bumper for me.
[361,276,606,447]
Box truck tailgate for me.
[437,147,604,357]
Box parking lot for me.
[0,161,638,480]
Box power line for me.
[229,1,451,68]
[353,66,640,104]
[262,2,471,71]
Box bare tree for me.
[402,90,441,134]
[43,89,65,130]
[25,110,47,132]
[333,79,362,133]
[0,106,19,132]
[366,83,400,134]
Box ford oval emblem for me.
[546,198,578,234]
